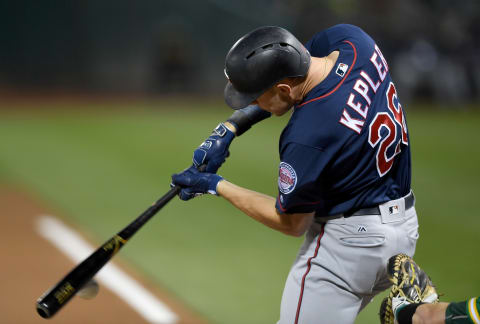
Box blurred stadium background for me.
[1,1,479,323]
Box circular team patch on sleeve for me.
[278,162,297,194]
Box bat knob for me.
[36,302,51,318]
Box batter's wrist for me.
[223,121,237,134]
[209,174,224,196]
[215,179,229,197]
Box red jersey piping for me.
[296,40,357,108]
[294,223,325,324]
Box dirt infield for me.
[0,186,207,324]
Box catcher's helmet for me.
[224,26,311,109]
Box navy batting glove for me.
[171,166,223,201]
[193,123,235,173]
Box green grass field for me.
[1,100,479,323]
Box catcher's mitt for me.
[380,254,438,324]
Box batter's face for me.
[254,84,296,116]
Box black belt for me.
[345,192,415,217]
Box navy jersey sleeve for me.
[275,143,327,214]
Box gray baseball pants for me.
[277,193,419,324]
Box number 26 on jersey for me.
[368,82,408,177]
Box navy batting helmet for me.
[224,26,311,110]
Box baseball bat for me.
[36,184,182,318]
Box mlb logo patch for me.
[336,63,348,77]
[389,205,400,215]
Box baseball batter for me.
[172,24,419,323]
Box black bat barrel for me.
[35,185,181,319]
[36,235,126,318]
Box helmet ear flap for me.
[224,26,310,110]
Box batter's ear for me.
[276,83,295,101]
[276,83,292,95]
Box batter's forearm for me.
[216,180,312,236]
[215,105,271,137]
[226,105,271,136]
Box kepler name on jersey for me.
[339,44,390,134]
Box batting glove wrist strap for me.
[171,167,224,201]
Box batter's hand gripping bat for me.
[36,184,182,318]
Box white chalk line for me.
[36,215,178,324]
